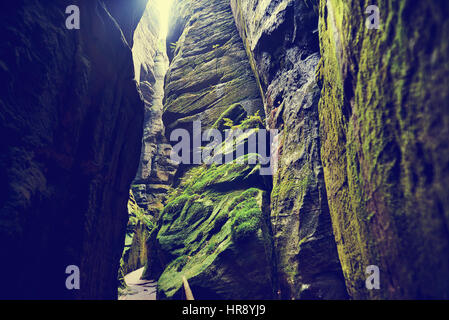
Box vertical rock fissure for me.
[230,0,348,299]
[144,0,277,300]
[119,1,177,296]
[132,13,175,217]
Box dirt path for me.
[119,267,157,300]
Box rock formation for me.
[119,1,179,282]
[0,0,145,299]
[318,0,449,299]
[163,0,264,136]
[1,0,449,301]
[145,0,276,299]
[120,191,153,280]
[231,0,347,299]
[132,0,178,217]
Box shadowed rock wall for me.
[0,0,145,299]
[231,0,347,299]
[147,0,276,300]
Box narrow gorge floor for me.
[119,268,157,300]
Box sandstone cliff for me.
[0,0,145,299]
[318,0,449,299]
[231,0,347,299]
[147,0,276,299]
[132,0,178,218]
[1,0,449,301]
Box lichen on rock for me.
[318,0,449,299]
[231,0,347,299]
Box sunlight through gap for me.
[153,0,173,39]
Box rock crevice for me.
[231,0,347,299]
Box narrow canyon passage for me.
[119,0,172,300]
[120,268,157,300]
[115,0,449,300]
[119,0,344,300]
[0,0,448,301]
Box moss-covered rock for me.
[153,160,275,299]
[118,257,127,290]
[231,0,347,299]
[318,0,449,299]
[147,0,276,300]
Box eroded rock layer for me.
[0,0,145,299]
[132,1,178,217]
[147,0,276,299]
[318,0,449,299]
[162,0,264,135]
[231,0,347,299]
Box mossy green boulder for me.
[153,158,275,299]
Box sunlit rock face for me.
[147,0,276,300]
[162,0,264,136]
[120,1,178,281]
[231,0,347,299]
[132,1,178,216]
[318,0,449,299]
[0,1,144,299]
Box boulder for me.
[231,0,347,299]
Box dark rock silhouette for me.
[0,0,145,299]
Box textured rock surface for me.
[132,1,178,216]
[318,0,449,299]
[120,191,154,277]
[146,0,276,299]
[231,0,347,299]
[154,158,274,299]
[162,0,264,136]
[2,0,448,301]
[104,0,148,47]
[0,0,144,299]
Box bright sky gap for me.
[153,0,173,39]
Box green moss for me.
[271,170,311,205]
[212,103,248,131]
[154,157,272,299]
[173,154,262,194]
[318,0,449,299]
[120,191,155,277]
[235,110,264,130]
[211,210,228,233]
[117,257,126,290]
[162,194,192,223]
[229,188,263,242]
